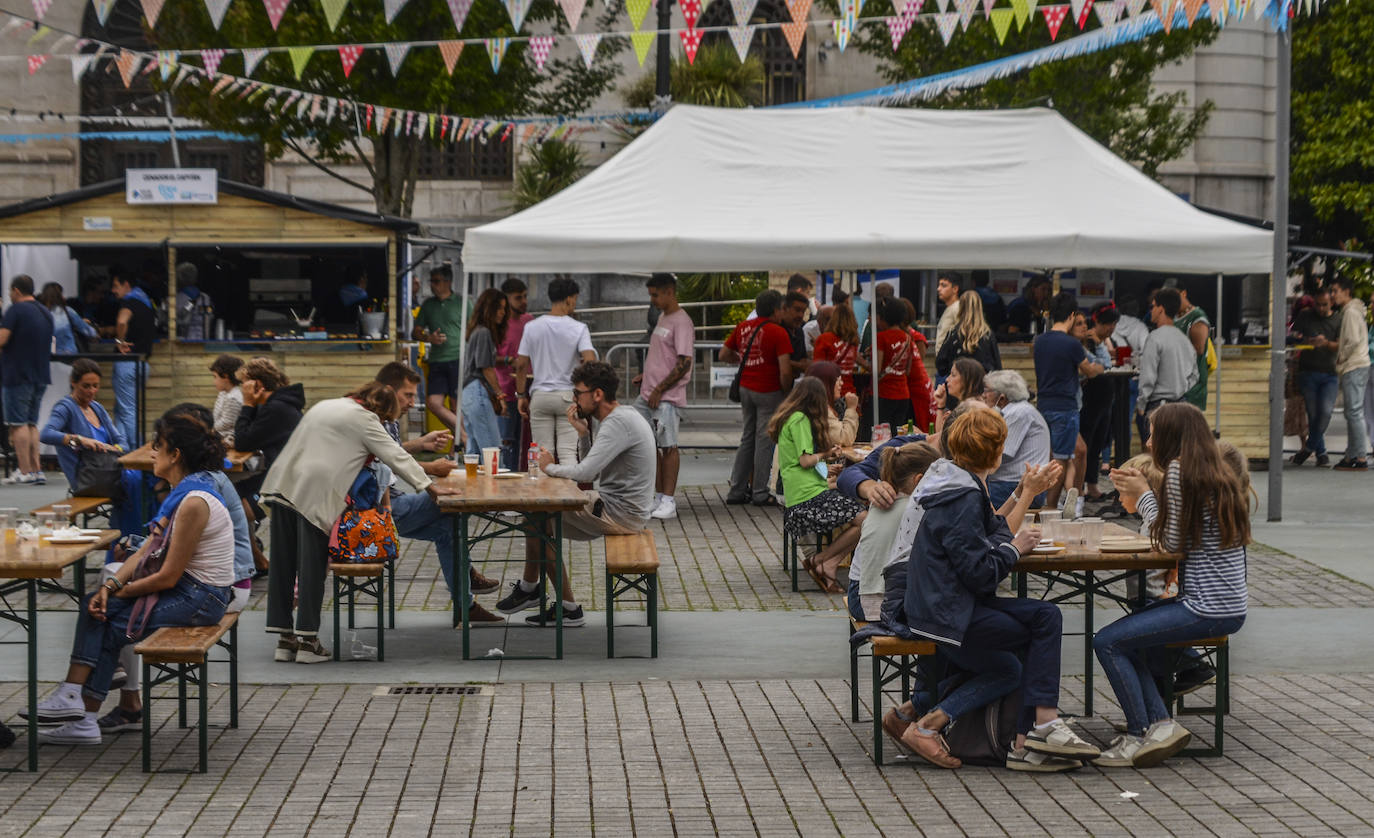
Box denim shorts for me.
[2,380,43,426]
[632,397,681,448]
[1040,409,1080,460]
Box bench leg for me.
[605,568,615,659]
[333,575,342,663]
[648,574,658,659]
[850,640,860,723]
[790,535,799,592]
[142,659,152,773]
[387,561,395,629]
[871,652,883,766]
[376,574,385,663]
[177,664,187,729]
[228,623,239,730]
[347,578,356,629]
[198,662,208,774]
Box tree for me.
[149,0,625,216]
[511,138,587,211]
[621,43,766,108]
[849,7,1218,178]
[1292,0,1374,247]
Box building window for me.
[416,139,514,181]
[699,0,805,105]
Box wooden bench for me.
[30,495,114,527]
[783,529,833,592]
[1164,635,1230,757]
[847,599,939,766]
[134,611,240,773]
[330,562,393,662]
[604,531,660,658]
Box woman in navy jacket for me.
[898,406,1099,772]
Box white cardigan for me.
[260,397,432,533]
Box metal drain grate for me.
[373,684,492,697]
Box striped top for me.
[1136,461,1248,619]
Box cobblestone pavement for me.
[3,673,1373,837]
[28,486,1374,614]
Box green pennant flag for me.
[627,0,652,29]
[320,0,349,29]
[630,31,655,66]
[289,46,313,79]
[1010,0,1030,27]
[989,6,1014,41]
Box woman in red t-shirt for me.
[811,304,861,396]
[873,297,914,432]
[902,299,935,432]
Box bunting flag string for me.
[731,0,758,23]
[26,53,46,74]
[573,32,601,67]
[321,0,349,30]
[262,0,291,30]
[439,39,464,72]
[385,42,409,74]
[242,46,267,75]
[503,0,533,31]
[629,30,654,64]
[447,0,473,32]
[527,34,553,70]
[141,0,167,27]
[485,37,509,72]
[681,0,702,29]
[204,0,232,28]
[384,0,409,23]
[92,0,115,25]
[338,43,362,76]
[1042,3,1068,36]
[679,26,702,62]
[727,24,755,60]
[557,0,587,30]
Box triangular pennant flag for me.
[785,0,811,21]
[557,0,586,29]
[936,0,950,11]
[630,31,655,65]
[1182,0,1203,22]
[446,0,473,31]
[573,32,601,67]
[116,50,141,87]
[385,42,409,74]
[26,24,52,46]
[627,0,652,28]
[933,11,958,42]
[1094,0,1119,23]
[731,0,758,23]
[439,40,464,73]
[213,75,235,95]
[886,14,912,49]
[527,34,554,70]
[1075,0,1095,26]
[70,53,95,81]
[92,0,116,25]
[989,6,1014,39]
[142,0,166,26]
[1151,0,1172,30]
[338,44,362,77]
[320,0,348,30]
[26,54,48,74]
[1208,0,1226,24]
[384,0,408,21]
[1010,0,1030,26]
[1041,4,1067,37]
[831,18,851,51]
[780,19,806,57]
[981,0,996,16]
[680,0,702,28]
[502,0,533,30]
[32,0,53,20]
[1024,0,1039,22]
[1125,0,1145,14]
[728,24,755,60]
[156,50,178,80]
[679,27,703,63]
[262,0,290,29]
[485,38,509,73]
[243,47,267,75]
[1070,0,1088,23]
[204,0,232,27]
[288,46,312,78]
[955,0,978,28]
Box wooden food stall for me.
[0,176,419,437]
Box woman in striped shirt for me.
[1094,403,1250,768]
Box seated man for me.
[496,361,656,626]
[980,370,1053,508]
[375,362,501,623]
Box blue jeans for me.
[1340,368,1370,461]
[460,379,503,455]
[390,491,472,606]
[499,401,523,471]
[70,575,229,702]
[1093,600,1243,736]
[1298,371,1339,456]
[986,480,1046,510]
[112,360,147,447]
[937,597,1063,734]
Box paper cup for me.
[482,447,501,475]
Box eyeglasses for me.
[573,388,593,397]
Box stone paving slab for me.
[2,673,1373,837]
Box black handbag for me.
[727,322,763,404]
[71,449,127,502]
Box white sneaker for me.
[1,472,40,486]
[1023,718,1101,759]
[294,637,331,664]
[37,716,101,746]
[1093,734,1146,767]
[1006,746,1081,772]
[1133,719,1191,767]
[19,687,85,723]
[651,495,677,519]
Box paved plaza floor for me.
[2,453,1372,836]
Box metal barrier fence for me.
[605,342,745,411]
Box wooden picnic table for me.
[434,470,589,661]
[118,443,259,473]
[0,529,120,771]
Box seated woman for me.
[31,410,236,746]
[1095,404,1249,768]
[980,370,1053,508]
[932,357,986,435]
[209,354,244,446]
[901,408,1099,771]
[768,377,867,593]
[39,358,143,535]
[805,361,860,448]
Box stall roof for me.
[0,177,419,234]
[462,105,1274,275]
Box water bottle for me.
[527,444,541,479]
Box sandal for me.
[802,556,841,594]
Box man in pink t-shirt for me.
[632,274,695,519]
[495,277,535,470]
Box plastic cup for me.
[0,507,16,543]
[1059,520,1083,548]
[482,447,501,475]
[464,454,479,479]
[1079,517,1105,552]
[35,512,56,535]
[52,503,72,523]
[1037,509,1062,525]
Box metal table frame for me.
[453,509,566,661]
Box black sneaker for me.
[724,495,750,505]
[495,581,544,615]
[1290,449,1311,466]
[1173,664,1217,696]
[524,603,585,627]
[1334,459,1369,472]
[1316,454,1331,467]
[96,706,142,734]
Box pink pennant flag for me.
[439,40,464,73]
[338,44,362,77]
[31,0,53,21]
[527,35,554,71]
[727,24,755,61]
[785,0,811,22]
[679,27,702,63]
[116,50,141,87]
[242,47,268,75]
[557,0,586,29]
[680,0,702,28]
[198,48,225,75]
[980,0,996,16]
[141,0,166,26]
[1041,4,1067,37]
[933,11,958,42]
[886,15,911,50]
[573,33,601,67]
[27,54,48,74]
[262,0,290,30]
[204,0,232,28]
[447,0,473,32]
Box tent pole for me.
[1215,272,1223,434]
[870,274,880,439]
[1268,30,1291,522]
[454,268,471,461]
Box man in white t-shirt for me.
[515,277,597,463]
[632,274,695,519]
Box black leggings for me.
[1080,393,1114,485]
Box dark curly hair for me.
[70,358,102,383]
[570,360,619,402]
[153,409,227,475]
[347,381,401,421]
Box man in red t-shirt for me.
[874,296,915,432]
[720,289,792,505]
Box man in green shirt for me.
[412,265,468,432]
[1173,285,1212,410]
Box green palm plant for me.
[622,43,765,109]
[511,139,588,212]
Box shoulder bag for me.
[328,466,399,564]
[727,322,763,404]
[72,448,127,502]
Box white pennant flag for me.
[92,0,116,25]
[935,0,951,11]
[242,47,267,76]
[1125,0,1147,14]
[933,11,958,41]
[70,53,95,81]
[557,0,586,29]
[573,32,601,67]
[503,0,533,30]
[731,0,759,22]
[204,0,233,27]
[728,24,756,61]
[385,43,410,75]
[1094,0,1119,23]
[384,0,409,22]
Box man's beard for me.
[576,404,595,420]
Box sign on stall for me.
[126,169,219,205]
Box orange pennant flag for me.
[1182,0,1202,23]
[781,20,806,58]
[116,50,141,87]
[439,40,463,74]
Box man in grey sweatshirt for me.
[495,360,657,627]
[1136,288,1198,443]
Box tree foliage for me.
[848,7,1218,178]
[622,43,766,108]
[511,138,588,211]
[149,0,625,215]
[1292,0,1374,247]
